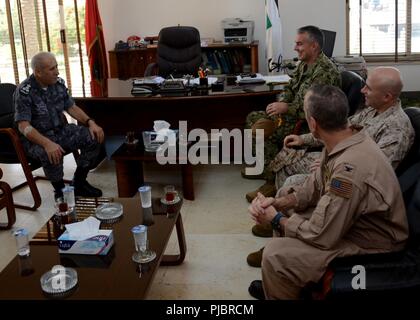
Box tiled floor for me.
[0,156,268,299]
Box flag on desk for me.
[85,0,108,97]
[265,0,283,72]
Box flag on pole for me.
[266,0,283,72]
[85,0,108,97]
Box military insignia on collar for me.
[19,83,31,95]
[330,177,353,198]
[344,164,354,172]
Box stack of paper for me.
[237,73,266,85]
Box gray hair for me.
[30,52,56,71]
[305,84,349,131]
[298,25,324,50]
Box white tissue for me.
[153,120,176,146]
[65,216,101,240]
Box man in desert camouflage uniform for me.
[244,25,340,202]
[248,85,408,300]
[246,67,414,267]
[271,66,414,188]
[14,52,105,200]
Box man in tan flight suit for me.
[248,84,408,300]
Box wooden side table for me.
[111,142,195,200]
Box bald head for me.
[369,67,403,98]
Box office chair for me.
[340,70,365,116]
[144,26,202,78]
[0,167,16,229]
[303,107,420,300]
[0,83,77,211]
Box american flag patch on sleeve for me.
[330,178,353,198]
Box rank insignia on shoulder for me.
[330,177,353,198]
[19,84,31,95]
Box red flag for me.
[85,0,108,97]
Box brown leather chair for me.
[0,167,16,229]
[0,83,77,211]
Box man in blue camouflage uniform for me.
[243,26,341,202]
[14,52,105,200]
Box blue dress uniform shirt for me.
[14,75,75,134]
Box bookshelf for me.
[108,41,258,79]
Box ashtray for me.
[160,195,181,205]
[132,250,157,264]
[40,265,78,296]
[95,202,123,223]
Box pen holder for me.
[199,77,208,87]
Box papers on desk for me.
[186,77,219,86]
[237,73,266,85]
[262,74,291,84]
[133,76,165,85]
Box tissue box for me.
[58,230,114,255]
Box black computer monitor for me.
[320,29,336,58]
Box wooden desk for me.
[0,197,186,299]
[74,79,284,136]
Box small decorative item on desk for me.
[161,185,181,218]
[131,225,156,263]
[40,265,78,298]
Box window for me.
[347,0,420,61]
[0,0,90,96]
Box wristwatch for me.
[271,211,284,232]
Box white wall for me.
[98,0,420,91]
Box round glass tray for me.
[40,266,78,295]
[95,202,123,222]
[132,250,157,264]
[160,195,181,205]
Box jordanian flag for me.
[266,0,283,72]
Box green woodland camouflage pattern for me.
[246,52,341,180]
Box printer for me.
[222,18,254,44]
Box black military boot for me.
[72,167,102,198]
[248,280,265,300]
[52,180,65,201]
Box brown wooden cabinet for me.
[108,41,258,79]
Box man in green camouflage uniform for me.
[244,25,340,202]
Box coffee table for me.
[0,197,186,299]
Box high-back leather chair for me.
[0,83,77,211]
[340,70,365,116]
[144,26,202,78]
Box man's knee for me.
[252,118,277,138]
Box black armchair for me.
[304,107,420,299]
[0,83,77,210]
[340,70,365,116]
[144,26,202,78]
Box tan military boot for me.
[251,223,273,237]
[247,247,264,268]
[245,182,276,203]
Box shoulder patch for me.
[19,83,31,95]
[330,177,353,199]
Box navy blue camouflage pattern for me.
[14,75,101,182]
